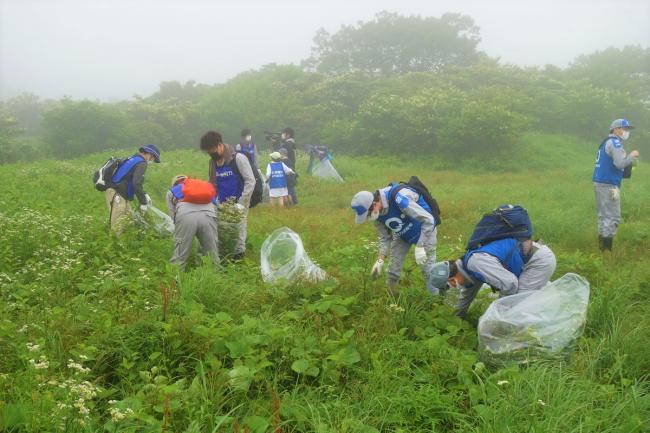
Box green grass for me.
[0,132,648,432]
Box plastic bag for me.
[312,159,343,182]
[144,205,175,235]
[260,227,327,284]
[478,273,589,366]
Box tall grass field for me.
[1,133,649,432]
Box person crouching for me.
[266,151,295,207]
[166,175,220,270]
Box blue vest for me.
[239,142,257,167]
[214,160,242,203]
[268,162,287,189]
[593,136,624,186]
[462,238,525,284]
[376,185,432,244]
[111,155,145,199]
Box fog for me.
[1,0,648,101]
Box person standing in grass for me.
[278,127,298,205]
[236,128,258,169]
[265,151,294,207]
[200,131,256,261]
[428,238,556,319]
[592,118,640,251]
[105,144,161,232]
[351,181,439,294]
[166,175,219,270]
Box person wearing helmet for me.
[592,118,640,251]
[351,185,438,294]
[105,144,161,232]
[166,175,219,270]
[429,238,556,319]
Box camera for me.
[264,131,282,144]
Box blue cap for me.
[139,144,161,163]
[428,261,450,292]
[610,119,634,131]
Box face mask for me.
[245,135,252,142]
[368,209,380,221]
[620,130,630,141]
[210,152,220,161]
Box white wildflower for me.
[26,342,40,352]
[29,356,49,370]
[537,399,546,406]
[497,380,509,386]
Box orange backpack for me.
[172,178,216,204]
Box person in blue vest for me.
[105,144,161,232]
[236,128,258,169]
[592,118,640,251]
[428,238,556,318]
[265,151,295,207]
[351,185,438,293]
[200,131,256,261]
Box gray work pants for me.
[171,209,219,270]
[594,182,620,238]
[386,235,437,288]
[456,243,556,318]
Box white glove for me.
[145,193,152,204]
[140,204,148,213]
[414,247,427,265]
[608,188,620,201]
[370,259,384,279]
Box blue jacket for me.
[268,162,288,189]
[111,155,146,200]
[376,185,432,244]
[462,238,526,284]
[593,136,624,186]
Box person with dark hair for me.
[105,144,161,232]
[592,118,640,251]
[237,128,258,168]
[200,131,256,261]
[279,127,298,204]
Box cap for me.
[428,261,450,291]
[610,119,634,131]
[351,191,374,224]
[278,148,288,157]
[171,174,187,186]
[270,151,282,161]
[140,144,161,163]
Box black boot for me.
[598,236,604,250]
[601,237,613,251]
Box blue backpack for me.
[466,205,532,250]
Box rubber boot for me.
[601,237,613,252]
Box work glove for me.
[140,204,148,213]
[414,246,427,265]
[235,203,246,213]
[370,258,384,279]
[145,193,152,204]
[608,188,620,201]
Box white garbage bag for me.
[144,205,175,234]
[478,273,589,365]
[260,227,327,284]
[312,159,343,182]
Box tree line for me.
[1,12,648,164]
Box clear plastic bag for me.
[478,273,590,366]
[312,159,344,182]
[260,227,327,284]
[144,205,175,235]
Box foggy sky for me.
[1,0,648,101]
